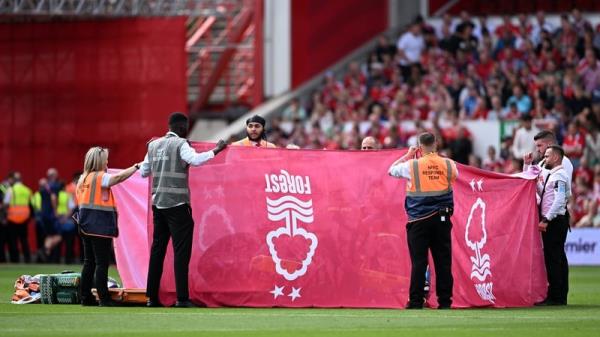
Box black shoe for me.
[174,300,199,308]
[405,303,423,309]
[99,299,120,307]
[81,298,98,306]
[147,299,162,307]
[438,304,451,309]
[535,298,567,306]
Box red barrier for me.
[0,18,187,189]
[291,0,387,87]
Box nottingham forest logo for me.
[264,170,318,302]
[466,179,495,303]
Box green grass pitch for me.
[0,264,599,336]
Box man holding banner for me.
[140,112,227,308]
[388,132,458,309]
[535,145,570,306]
[232,115,277,148]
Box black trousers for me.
[7,221,31,263]
[80,234,113,303]
[406,214,453,307]
[0,223,8,262]
[146,204,194,302]
[542,214,569,303]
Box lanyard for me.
[538,173,550,217]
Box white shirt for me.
[524,156,573,198]
[397,32,424,66]
[139,132,215,178]
[388,161,412,179]
[3,188,11,205]
[101,173,112,188]
[511,127,539,160]
[537,165,569,221]
[531,21,555,45]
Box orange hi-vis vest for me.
[76,172,118,238]
[407,153,457,196]
[405,153,457,222]
[7,182,32,224]
[232,137,277,148]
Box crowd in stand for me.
[0,169,82,264]
[266,9,600,227]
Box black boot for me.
[99,299,119,307]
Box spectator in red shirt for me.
[572,8,592,38]
[556,14,578,55]
[476,49,495,80]
[563,121,586,169]
[482,145,502,171]
[577,49,600,93]
[495,15,518,39]
[574,156,593,185]
[344,61,366,87]
[570,176,593,226]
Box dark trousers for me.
[80,234,113,303]
[542,214,569,303]
[62,230,77,264]
[146,204,194,302]
[7,221,31,263]
[0,223,8,262]
[406,214,453,307]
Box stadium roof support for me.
[0,0,237,17]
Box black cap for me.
[246,115,266,127]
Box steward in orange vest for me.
[76,172,118,238]
[388,132,458,310]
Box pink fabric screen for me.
[111,144,546,308]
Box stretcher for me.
[92,288,147,305]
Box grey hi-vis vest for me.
[148,134,190,208]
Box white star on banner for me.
[477,179,484,191]
[214,185,225,198]
[469,179,476,192]
[288,287,302,301]
[270,285,284,299]
[203,187,213,200]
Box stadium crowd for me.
[264,9,600,228]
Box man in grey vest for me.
[140,112,227,307]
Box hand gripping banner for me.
[111,143,546,308]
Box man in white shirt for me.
[512,114,539,161]
[531,11,555,46]
[534,145,570,306]
[523,130,574,197]
[397,22,425,81]
[139,112,227,308]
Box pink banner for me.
[111,143,546,308]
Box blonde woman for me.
[75,146,139,306]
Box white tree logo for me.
[265,196,318,281]
[264,170,318,302]
[465,180,495,303]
